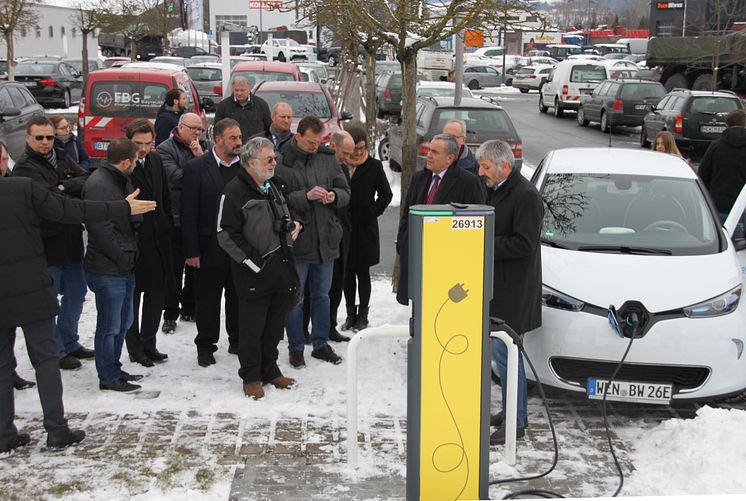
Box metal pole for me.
[489,330,518,465]
[220,29,230,96]
[454,23,464,105]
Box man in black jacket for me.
[83,139,145,393]
[0,174,156,454]
[181,118,243,367]
[154,88,186,146]
[214,76,271,143]
[13,116,95,372]
[250,101,293,149]
[396,134,485,306]
[699,109,746,230]
[477,139,543,446]
[218,137,302,399]
[124,120,173,368]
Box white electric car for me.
[525,148,746,403]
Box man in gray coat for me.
[275,116,350,368]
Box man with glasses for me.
[276,116,350,368]
[124,120,173,368]
[217,137,302,399]
[181,118,243,367]
[13,116,94,372]
[443,119,478,175]
[157,113,214,335]
[214,76,271,143]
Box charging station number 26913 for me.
[451,217,484,230]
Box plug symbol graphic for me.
[448,283,468,303]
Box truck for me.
[416,38,454,81]
[646,32,746,94]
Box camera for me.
[273,214,295,234]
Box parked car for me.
[185,62,222,108]
[375,71,403,117]
[640,88,745,151]
[514,56,558,72]
[0,59,12,80]
[472,46,503,58]
[230,61,301,92]
[374,61,400,76]
[512,64,554,93]
[325,46,365,67]
[577,79,667,132]
[229,55,267,68]
[151,56,190,67]
[171,46,210,58]
[12,60,83,108]
[260,39,315,62]
[189,55,221,65]
[0,80,45,161]
[252,81,353,143]
[103,57,131,68]
[381,96,522,172]
[545,44,583,61]
[600,59,638,80]
[78,66,212,169]
[527,147,746,402]
[463,65,503,89]
[416,81,473,98]
[539,59,607,117]
[63,58,104,73]
[603,53,629,61]
[295,61,329,83]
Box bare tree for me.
[70,2,106,80]
[99,0,150,58]
[0,0,37,80]
[141,0,181,52]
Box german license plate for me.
[700,125,725,134]
[580,88,592,94]
[22,81,35,87]
[93,142,109,151]
[587,377,672,404]
[635,104,649,110]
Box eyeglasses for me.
[133,141,155,148]
[353,145,367,152]
[33,135,55,141]
[181,123,205,133]
[263,156,277,163]
[55,125,70,131]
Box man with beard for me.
[155,88,187,146]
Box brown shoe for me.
[311,345,342,365]
[269,375,296,389]
[243,382,265,399]
[289,351,306,368]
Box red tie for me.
[425,175,441,205]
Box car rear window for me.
[689,97,741,114]
[233,71,296,87]
[516,67,535,76]
[433,108,514,135]
[187,67,221,81]
[15,63,56,75]
[570,65,606,83]
[254,90,332,118]
[89,81,169,117]
[620,84,666,99]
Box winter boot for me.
[353,306,369,332]
[341,305,357,331]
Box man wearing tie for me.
[395,134,485,305]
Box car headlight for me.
[683,285,741,318]
[542,285,584,312]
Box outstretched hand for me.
[126,188,157,215]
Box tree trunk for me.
[364,48,377,140]
[5,32,14,81]
[130,39,138,59]
[82,31,89,81]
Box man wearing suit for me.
[477,139,543,446]
[181,118,243,367]
[396,134,485,305]
[124,120,173,368]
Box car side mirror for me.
[0,107,21,119]
[202,96,215,111]
[340,111,353,121]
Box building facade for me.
[209,0,316,45]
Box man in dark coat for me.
[124,120,173,368]
[443,119,479,175]
[214,76,271,144]
[181,118,243,367]
[217,137,302,399]
[396,134,485,306]
[12,116,95,371]
[154,88,186,146]
[83,139,145,393]
[0,173,156,454]
[477,139,543,446]
[250,101,294,149]
[699,109,746,228]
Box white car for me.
[261,39,315,62]
[512,64,554,93]
[415,81,473,98]
[526,148,746,403]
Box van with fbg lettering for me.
[78,66,213,168]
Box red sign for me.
[657,1,684,8]
[249,0,283,9]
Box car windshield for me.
[540,173,719,256]
[570,65,606,83]
[689,97,741,114]
[620,84,665,100]
[254,90,331,118]
[15,63,56,75]
[186,67,221,81]
[0,61,7,72]
[433,108,513,135]
[417,87,473,98]
[89,81,169,118]
[233,71,296,86]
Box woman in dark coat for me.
[341,126,393,331]
[50,116,91,171]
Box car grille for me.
[550,357,710,392]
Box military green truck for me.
[646,32,746,94]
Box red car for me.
[252,81,353,143]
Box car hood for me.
[542,246,742,312]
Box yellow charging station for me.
[406,204,494,501]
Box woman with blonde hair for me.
[653,131,683,157]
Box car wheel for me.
[467,79,479,90]
[692,73,715,91]
[63,90,71,109]
[505,78,513,87]
[378,137,391,161]
[640,126,650,148]
[577,106,588,126]
[390,158,402,172]
[328,55,337,67]
[538,94,548,113]
[277,52,286,62]
[664,72,688,92]
[600,110,609,132]
[519,88,529,94]
[553,97,564,118]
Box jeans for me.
[85,273,136,385]
[285,261,333,352]
[47,262,87,357]
[491,338,528,428]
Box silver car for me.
[462,65,503,89]
[185,63,222,107]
